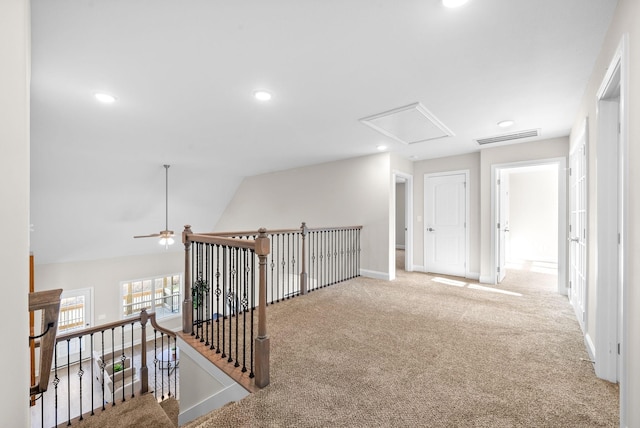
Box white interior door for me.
[569,127,588,331]
[424,173,467,277]
[497,170,510,283]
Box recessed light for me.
[498,120,515,128]
[254,90,272,101]
[442,0,470,8]
[95,93,116,103]
[377,144,388,151]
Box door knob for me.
[427,228,435,232]
[568,237,579,242]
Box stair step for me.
[58,393,175,428]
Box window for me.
[121,274,182,320]
[56,288,92,364]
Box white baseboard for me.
[585,332,596,362]
[479,275,494,284]
[411,266,479,282]
[360,269,390,281]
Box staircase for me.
[62,394,178,428]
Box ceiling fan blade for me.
[134,233,161,239]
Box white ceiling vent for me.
[360,102,454,145]
[475,129,540,145]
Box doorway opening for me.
[392,171,413,279]
[491,158,567,293]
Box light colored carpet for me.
[183,264,619,427]
[67,393,176,427]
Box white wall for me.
[569,0,640,424]
[35,252,184,333]
[215,153,392,278]
[507,168,558,262]
[0,0,30,424]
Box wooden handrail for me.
[199,225,364,238]
[29,288,62,396]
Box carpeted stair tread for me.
[66,393,175,428]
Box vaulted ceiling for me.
[29,0,618,264]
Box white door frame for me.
[490,158,567,292]
[594,35,628,407]
[392,170,414,279]
[423,170,469,278]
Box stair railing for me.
[29,309,178,428]
[181,222,362,390]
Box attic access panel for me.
[360,102,454,145]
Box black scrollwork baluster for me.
[53,346,59,426]
[77,336,84,421]
[214,244,221,351]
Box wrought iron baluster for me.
[66,340,71,424]
[110,328,116,406]
[100,332,106,410]
[54,346,59,427]
[270,235,275,305]
[205,244,210,346]
[154,331,158,399]
[120,325,126,402]
[214,244,221,351]
[228,248,236,363]
[221,246,227,358]
[234,247,240,368]
[77,336,84,421]
[250,253,256,378]
[286,233,290,299]
[90,333,95,415]
[241,248,249,373]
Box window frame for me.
[120,273,182,320]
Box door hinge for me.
[497,266,501,273]
[497,222,500,229]
[618,343,621,355]
[618,233,621,245]
[569,167,572,176]
[569,224,572,233]
[497,178,501,185]
[569,280,572,289]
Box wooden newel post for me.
[182,225,193,334]
[255,228,271,388]
[300,222,308,295]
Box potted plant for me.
[192,276,209,308]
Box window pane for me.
[122,274,182,319]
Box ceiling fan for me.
[134,164,175,247]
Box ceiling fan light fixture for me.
[442,0,470,8]
[498,120,515,128]
[159,236,175,246]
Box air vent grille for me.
[475,129,540,145]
